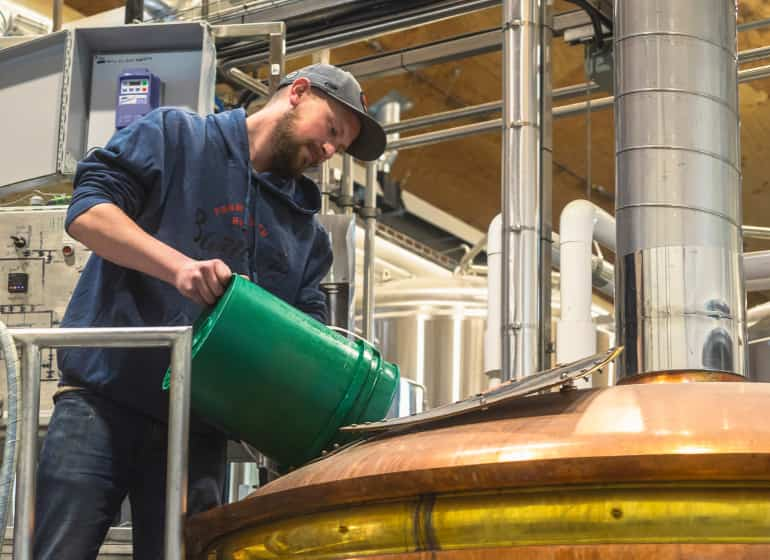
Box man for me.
[33,64,386,559]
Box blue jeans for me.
[33,391,226,560]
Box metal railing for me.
[9,326,193,560]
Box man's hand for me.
[174,259,232,306]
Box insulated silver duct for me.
[500,0,552,380]
[614,0,746,380]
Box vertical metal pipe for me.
[362,162,378,341]
[379,101,401,173]
[51,0,62,32]
[200,0,209,20]
[313,50,332,214]
[501,0,542,380]
[539,0,553,369]
[341,154,355,216]
[164,328,193,560]
[13,344,40,560]
[268,31,286,94]
[614,0,746,379]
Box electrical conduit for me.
[0,320,20,542]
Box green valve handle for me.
[163,275,399,468]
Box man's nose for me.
[321,142,336,159]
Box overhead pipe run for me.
[385,62,770,153]
[335,10,770,84]
[748,300,770,325]
[382,97,612,153]
[744,250,770,292]
[215,0,498,78]
[743,225,770,240]
[384,101,501,135]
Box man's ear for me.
[288,77,312,107]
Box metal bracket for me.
[213,22,286,96]
[335,194,356,208]
[359,207,379,219]
[340,346,623,434]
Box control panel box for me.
[0,22,216,190]
[0,207,91,412]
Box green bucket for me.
[163,275,399,468]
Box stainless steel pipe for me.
[743,225,770,240]
[614,0,746,379]
[362,162,378,341]
[165,327,193,560]
[500,0,547,380]
[387,119,501,151]
[385,63,770,152]
[540,2,553,371]
[52,0,62,32]
[13,343,39,560]
[341,154,355,216]
[384,101,501,134]
[314,50,333,215]
[9,327,193,560]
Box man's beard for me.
[270,110,310,179]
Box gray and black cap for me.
[278,64,386,162]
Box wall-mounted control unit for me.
[116,67,162,129]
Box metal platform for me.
[1,527,133,558]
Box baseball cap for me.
[278,64,387,162]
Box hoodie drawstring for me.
[245,165,259,284]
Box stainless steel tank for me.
[362,276,488,409]
[359,275,614,407]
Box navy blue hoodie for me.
[58,107,333,420]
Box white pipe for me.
[556,200,615,365]
[486,199,770,371]
[744,250,770,292]
[483,214,502,381]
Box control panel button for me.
[8,272,28,294]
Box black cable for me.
[564,0,609,49]
[124,0,144,24]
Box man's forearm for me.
[67,202,232,305]
[67,202,192,285]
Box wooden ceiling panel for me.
[65,0,123,16]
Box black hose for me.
[218,0,492,66]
